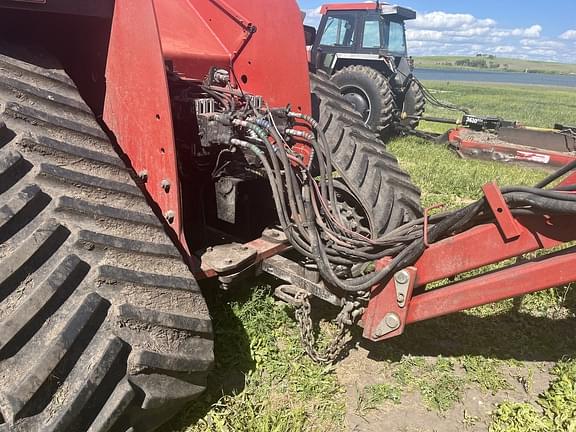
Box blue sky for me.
[298,0,576,63]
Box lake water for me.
[414,68,576,88]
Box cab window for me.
[388,21,406,53]
[362,19,381,48]
[320,15,356,47]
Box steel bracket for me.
[394,269,411,307]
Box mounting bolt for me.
[164,210,175,224]
[385,312,400,330]
[395,270,409,284]
[373,312,401,339]
[161,179,171,193]
[138,170,148,182]
[397,293,405,303]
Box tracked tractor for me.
[1,1,576,431]
[306,2,425,137]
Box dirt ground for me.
[337,346,553,432]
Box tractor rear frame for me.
[198,175,576,347]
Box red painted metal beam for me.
[406,247,576,324]
[320,3,379,13]
[482,182,521,240]
[363,188,576,342]
[413,215,573,287]
[103,0,184,243]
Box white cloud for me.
[404,11,576,62]
[300,6,574,63]
[560,29,576,40]
[302,7,322,28]
[412,11,495,30]
[494,46,516,54]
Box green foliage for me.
[462,356,511,394]
[356,383,402,413]
[490,359,576,432]
[393,356,466,412]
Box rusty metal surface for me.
[201,243,258,274]
[263,255,341,305]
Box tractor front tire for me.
[0,42,213,431]
[400,79,426,129]
[331,65,395,140]
[310,71,422,238]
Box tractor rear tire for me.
[0,42,213,431]
[310,71,422,237]
[400,79,426,129]
[330,65,395,140]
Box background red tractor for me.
[0,1,575,431]
[306,2,425,137]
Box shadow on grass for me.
[160,279,257,431]
[361,291,576,363]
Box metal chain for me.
[293,291,351,364]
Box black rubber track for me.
[310,71,422,237]
[400,79,426,129]
[0,43,213,432]
[330,65,395,139]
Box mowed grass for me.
[163,82,576,432]
[417,80,576,135]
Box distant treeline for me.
[427,58,556,74]
[415,55,576,75]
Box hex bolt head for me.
[384,312,400,330]
[138,170,148,182]
[394,270,410,284]
[161,179,171,193]
[397,293,405,302]
[164,210,175,224]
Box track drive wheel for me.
[400,79,426,129]
[310,71,422,238]
[0,42,213,431]
[330,65,395,139]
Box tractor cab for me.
[310,2,416,80]
[306,2,423,137]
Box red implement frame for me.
[363,180,576,342]
[449,128,576,169]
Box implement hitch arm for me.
[362,180,576,342]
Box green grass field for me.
[161,82,576,432]
[415,56,576,75]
